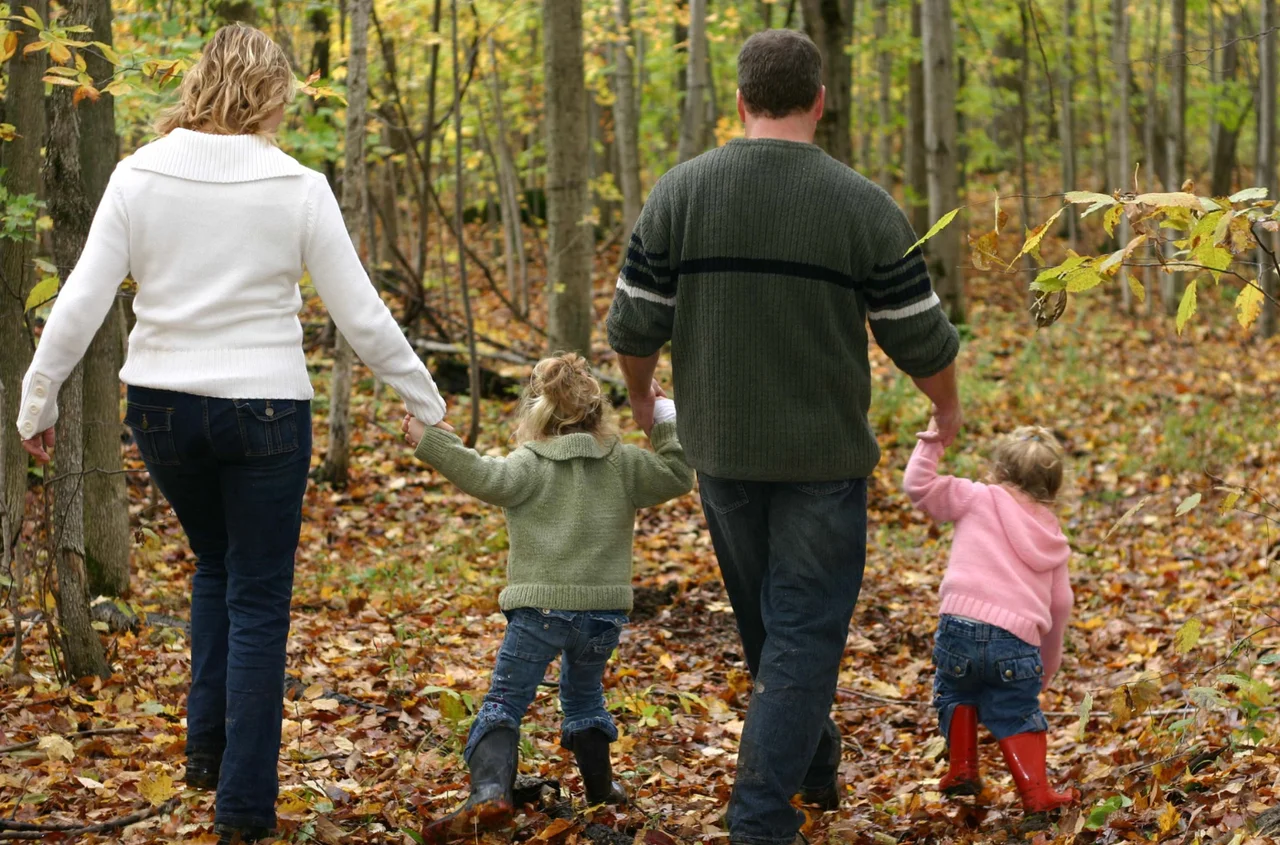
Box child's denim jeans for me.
[932,614,1050,741]
[464,607,627,761]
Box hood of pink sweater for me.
[990,486,1070,572]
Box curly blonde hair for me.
[513,353,619,446]
[155,23,296,136]
[990,426,1066,504]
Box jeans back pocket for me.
[124,403,180,467]
[234,399,299,457]
[995,654,1044,684]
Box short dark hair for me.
[736,30,823,119]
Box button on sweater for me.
[16,128,445,440]
[414,419,693,613]
[904,438,1074,687]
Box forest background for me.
[0,0,1278,843]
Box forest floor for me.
[2,266,1279,845]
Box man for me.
[606,30,962,845]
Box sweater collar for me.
[126,128,311,183]
[523,433,616,461]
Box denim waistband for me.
[938,614,1019,640]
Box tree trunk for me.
[79,0,129,598]
[544,0,594,355]
[905,0,928,236]
[1210,12,1243,197]
[317,0,373,488]
[1088,0,1109,190]
[1060,0,1078,249]
[487,36,530,315]
[1164,0,1186,315]
[614,0,643,241]
[875,0,892,186]
[1259,0,1278,337]
[1143,0,1163,311]
[0,3,48,553]
[454,0,482,443]
[800,0,853,165]
[677,0,709,163]
[1111,0,1133,312]
[922,0,963,322]
[1017,2,1033,282]
[46,36,111,680]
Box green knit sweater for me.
[606,138,960,482]
[414,421,693,612]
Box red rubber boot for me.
[997,732,1081,813]
[939,705,982,796]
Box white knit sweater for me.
[15,128,446,441]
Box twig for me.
[0,726,138,755]
[0,797,178,838]
[835,687,923,706]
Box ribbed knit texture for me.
[904,439,1074,685]
[16,129,445,440]
[606,138,959,482]
[414,421,693,612]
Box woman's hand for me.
[21,429,55,464]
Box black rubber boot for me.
[214,823,274,843]
[422,728,519,844]
[184,750,221,791]
[567,729,627,806]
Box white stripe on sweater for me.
[615,275,676,306]
[868,292,941,321]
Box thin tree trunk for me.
[318,0,373,487]
[0,2,47,553]
[801,0,853,165]
[875,0,892,186]
[487,36,530,315]
[614,0,643,241]
[922,0,963,322]
[1210,12,1243,197]
[1165,0,1186,315]
[1088,0,1109,190]
[1259,0,1278,337]
[454,0,481,443]
[1060,0,1078,249]
[677,0,709,163]
[420,0,444,284]
[1144,0,1163,311]
[905,0,929,235]
[544,0,594,355]
[1112,0,1133,312]
[80,0,128,597]
[1018,2,1033,281]
[46,29,110,679]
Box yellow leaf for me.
[0,123,17,141]
[1158,800,1181,834]
[1010,206,1064,267]
[1133,191,1207,209]
[1235,284,1264,329]
[1128,272,1146,303]
[38,734,75,762]
[904,207,961,257]
[1103,203,1124,236]
[1174,618,1202,654]
[48,41,71,65]
[1176,280,1198,335]
[139,769,175,806]
[0,31,17,62]
[968,230,999,271]
[24,275,59,311]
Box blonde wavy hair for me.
[990,425,1066,504]
[156,23,296,136]
[513,354,619,446]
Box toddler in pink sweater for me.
[904,420,1080,814]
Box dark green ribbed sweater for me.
[606,138,959,482]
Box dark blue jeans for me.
[699,473,867,845]
[126,386,311,831]
[465,608,627,760]
[932,615,1049,741]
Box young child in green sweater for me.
[402,353,692,842]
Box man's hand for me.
[21,429,54,464]
[916,416,941,443]
[931,403,962,446]
[912,363,961,447]
[630,379,666,435]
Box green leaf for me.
[1064,191,1117,206]
[1228,187,1269,203]
[1085,795,1129,831]
[1127,272,1146,303]
[1103,203,1125,236]
[1259,653,1280,665]
[1175,618,1202,654]
[903,207,961,257]
[1176,280,1198,335]
[1175,492,1202,517]
[1104,495,1150,540]
[1235,284,1265,329]
[23,275,58,311]
[1065,267,1106,293]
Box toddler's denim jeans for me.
[932,614,1050,740]
[465,608,627,761]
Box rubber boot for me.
[997,731,1081,813]
[184,750,221,791]
[423,728,519,843]
[213,823,273,844]
[939,705,982,796]
[567,729,627,806]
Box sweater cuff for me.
[649,419,678,448]
[414,425,462,465]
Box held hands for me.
[402,414,452,448]
[21,429,55,464]
[916,404,962,446]
[629,379,667,436]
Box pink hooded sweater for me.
[904,438,1073,687]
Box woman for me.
[16,24,446,843]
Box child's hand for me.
[916,416,942,443]
[402,414,427,448]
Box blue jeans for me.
[932,615,1050,741]
[699,473,867,845]
[465,608,627,760]
[126,386,311,830]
